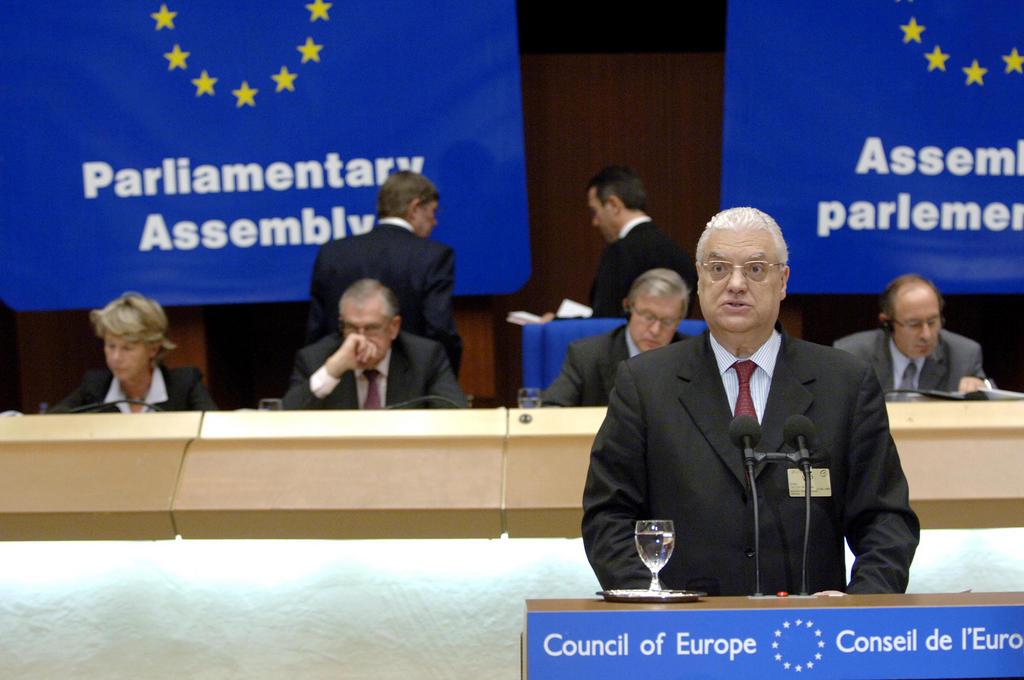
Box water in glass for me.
[635,520,675,591]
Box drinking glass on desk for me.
[517,387,542,408]
[635,519,675,591]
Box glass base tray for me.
[598,589,705,603]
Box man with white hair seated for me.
[542,268,690,407]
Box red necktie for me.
[363,369,381,409]
[733,360,757,419]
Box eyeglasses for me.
[891,316,942,331]
[701,260,785,282]
[340,321,392,337]
[630,309,684,329]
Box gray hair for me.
[90,292,176,363]
[627,268,690,316]
[695,207,789,265]
[339,279,400,318]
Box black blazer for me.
[51,366,217,412]
[588,221,698,318]
[582,331,919,596]
[305,224,463,374]
[542,325,684,407]
[282,331,468,410]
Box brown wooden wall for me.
[4,52,1024,413]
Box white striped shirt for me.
[708,330,782,423]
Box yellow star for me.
[151,4,177,30]
[924,45,949,72]
[1003,48,1024,74]
[900,17,925,44]
[164,44,190,70]
[191,70,217,96]
[271,66,299,92]
[963,59,988,86]
[306,0,332,22]
[297,36,324,63]
[232,81,258,107]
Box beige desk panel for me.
[505,408,605,537]
[1,403,1021,540]
[888,401,1024,528]
[173,410,506,539]
[0,413,201,539]
[504,403,1024,536]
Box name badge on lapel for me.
[787,468,832,497]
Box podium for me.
[524,593,1024,679]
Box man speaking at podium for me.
[582,207,919,597]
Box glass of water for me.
[635,519,675,591]
[517,387,542,408]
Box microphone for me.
[729,414,761,462]
[58,399,165,413]
[783,415,815,469]
[383,395,465,409]
[784,414,817,596]
[731,414,820,597]
[730,415,764,596]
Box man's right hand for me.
[324,333,381,378]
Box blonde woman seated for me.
[52,292,217,413]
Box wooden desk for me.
[503,402,1024,536]
[0,413,200,539]
[887,402,1024,528]
[505,407,605,537]
[0,402,1021,540]
[172,409,507,539]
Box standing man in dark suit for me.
[586,166,698,318]
[285,279,467,410]
[306,170,463,374]
[834,274,988,396]
[543,269,690,407]
[583,207,919,596]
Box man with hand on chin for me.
[284,279,466,410]
[582,207,919,597]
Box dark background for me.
[5,3,1023,412]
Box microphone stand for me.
[743,447,814,597]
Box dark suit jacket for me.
[305,223,463,374]
[582,331,919,596]
[589,221,698,318]
[51,366,217,412]
[282,331,468,410]
[833,328,986,392]
[542,325,683,407]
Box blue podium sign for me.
[0,1,529,310]
[526,595,1024,679]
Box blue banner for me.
[0,1,529,310]
[527,601,1024,679]
[721,1,1024,293]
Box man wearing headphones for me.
[834,273,988,395]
